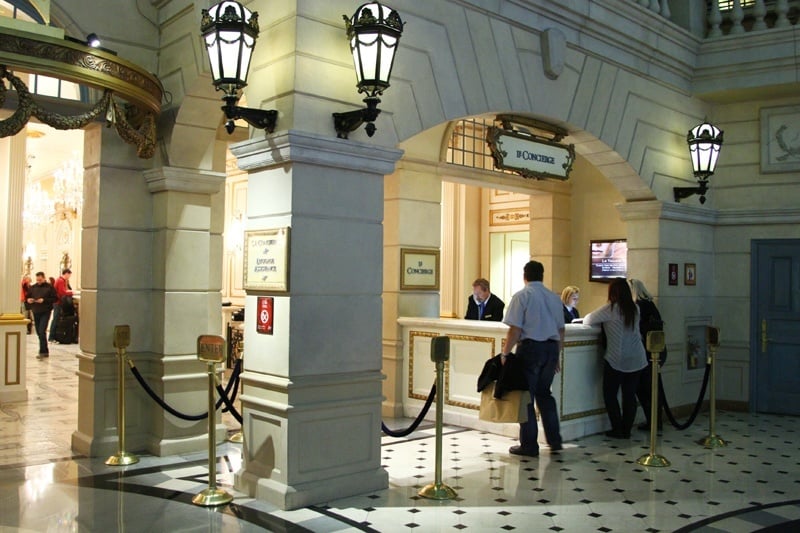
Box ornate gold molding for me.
[0,26,161,158]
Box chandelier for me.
[22,157,53,227]
[53,156,83,217]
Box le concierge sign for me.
[487,126,575,181]
[244,228,290,291]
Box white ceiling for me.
[25,122,84,182]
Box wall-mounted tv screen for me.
[590,239,628,282]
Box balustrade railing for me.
[630,0,799,37]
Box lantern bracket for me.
[674,180,709,204]
[332,96,381,139]
[221,94,278,135]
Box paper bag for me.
[478,382,530,423]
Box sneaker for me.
[509,445,539,457]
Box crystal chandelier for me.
[22,158,53,227]
[53,156,83,217]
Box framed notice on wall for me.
[244,228,290,291]
[400,248,440,290]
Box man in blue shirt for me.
[500,261,565,456]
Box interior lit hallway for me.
[1,338,798,532]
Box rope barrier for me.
[658,363,712,430]
[127,358,242,422]
[215,381,243,424]
[381,382,437,438]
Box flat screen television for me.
[589,239,628,282]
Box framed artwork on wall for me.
[668,263,678,286]
[760,105,800,173]
[684,263,696,286]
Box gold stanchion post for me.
[699,326,726,448]
[106,325,139,466]
[419,336,458,500]
[637,330,670,467]
[192,334,234,507]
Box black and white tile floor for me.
[1,339,798,531]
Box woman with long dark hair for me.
[584,278,648,438]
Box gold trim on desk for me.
[4,331,21,386]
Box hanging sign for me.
[487,126,575,181]
[256,296,274,335]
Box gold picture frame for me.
[243,228,290,291]
[400,248,440,290]
[684,263,696,286]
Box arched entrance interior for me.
[381,114,646,421]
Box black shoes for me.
[604,430,630,439]
[37,352,49,359]
[509,445,539,457]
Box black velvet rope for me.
[215,381,243,424]
[658,362,712,430]
[381,383,437,438]
[127,357,242,422]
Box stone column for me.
[0,134,28,403]
[230,130,402,510]
[72,125,225,457]
[530,191,572,290]
[382,160,443,418]
[143,165,227,455]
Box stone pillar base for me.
[238,465,388,511]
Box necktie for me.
[479,301,486,319]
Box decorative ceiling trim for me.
[0,27,161,113]
[0,25,162,158]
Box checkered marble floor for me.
[1,338,799,532]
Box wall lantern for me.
[674,119,723,204]
[200,0,277,135]
[332,2,404,139]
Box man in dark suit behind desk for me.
[465,278,505,321]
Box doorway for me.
[489,231,530,305]
[751,239,800,415]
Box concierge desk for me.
[397,317,606,442]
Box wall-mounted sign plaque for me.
[244,228,290,291]
[400,248,440,290]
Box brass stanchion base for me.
[699,434,727,448]
[105,452,139,466]
[636,453,671,467]
[418,482,458,500]
[228,431,243,443]
[192,488,234,507]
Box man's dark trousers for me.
[517,339,562,452]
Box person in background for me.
[464,278,505,321]
[583,278,647,439]
[26,272,56,358]
[49,268,74,343]
[561,285,581,323]
[500,261,564,456]
[20,274,32,334]
[629,278,666,432]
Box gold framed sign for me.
[400,248,440,290]
[244,228,290,291]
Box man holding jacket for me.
[26,272,57,358]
